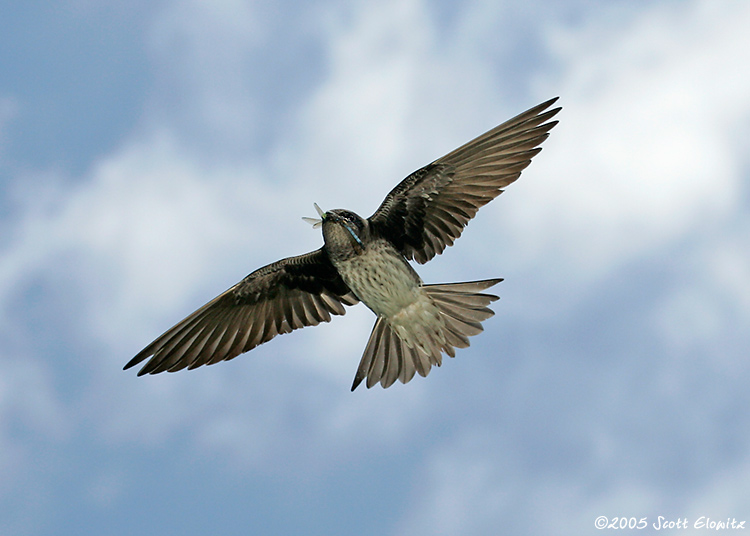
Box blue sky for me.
[2,0,750,534]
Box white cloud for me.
[146,0,268,149]
[2,0,750,533]
[2,0,482,477]
[394,433,619,536]
[498,0,750,300]
[296,0,507,215]
[391,0,750,533]
[652,228,750,358]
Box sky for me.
[1,0,750,534]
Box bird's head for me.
[304,204,368,257]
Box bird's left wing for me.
[369,97,561,264]
[124,248,358,375]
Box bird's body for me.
[322,211,422,317]
[333,237,423,318]
[125,98,561,390]
[329,229,446,364]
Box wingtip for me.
[538,96,562,117]
[124,352,150,373]
[351,375,364,391]
[123,355,153,376]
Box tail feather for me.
[351,278,502,391]
[365,318,387,385]
[396,333,419,386]
[426,279,501,293]
[431,292,498,310]
[442,327,470,349]
[382,329,402,388]
[442,314,484,337]
[434,299,491,324]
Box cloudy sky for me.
[2,0,750,534]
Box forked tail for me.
[351,278,502,390]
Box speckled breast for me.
[332,239,423,318]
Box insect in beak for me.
[302,202,325,228]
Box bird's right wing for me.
[124,248,358,375]
[369,98,560,264]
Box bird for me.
[125,97,561,390]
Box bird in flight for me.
[125,98,560,390]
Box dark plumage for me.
[125,98,561,390]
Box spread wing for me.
[369,97,561,264]
[124,248,358,375]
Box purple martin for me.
[125,98,561,390]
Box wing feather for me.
[125,248,358,375]
[369,98,560,263]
